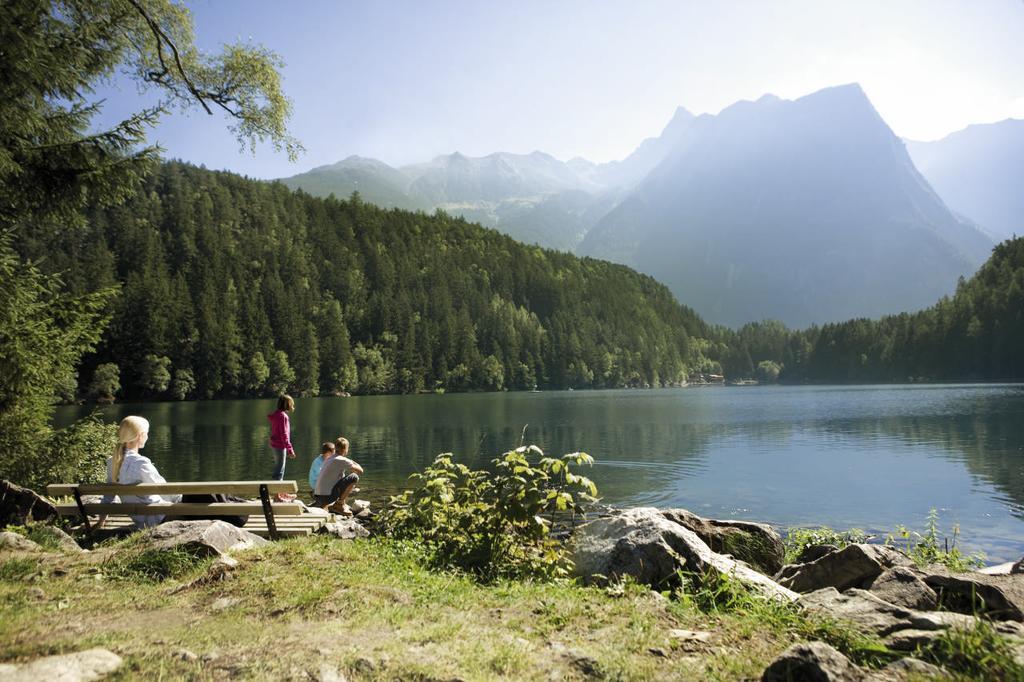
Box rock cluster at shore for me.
[568,506,1024,679]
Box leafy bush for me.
[784,526,869,563]
[6,524,69,551]
[918,620,1024,679]
[378,446,597,582]
[0,557,38,581]
[886,509,984,571]
[102,547,210,582]
[45,415,116,486]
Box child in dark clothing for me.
[313,436,363,515]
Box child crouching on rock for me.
[313,436,363,516]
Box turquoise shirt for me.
[308,455,324,489]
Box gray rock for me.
[661,508,786,575]
[979,561,1017,575]
[0,647,122,681]
[871,657,951,680]
[0,531,41,552]
[321,518,369,539]
[172,648,198,662]
[0,480,59,529]
[799,544,841,564]
[570,507,797,601]
[800,588,976,650]
[138,520,267,557]
[921,569,1024,621]
[867,567,938,610]
[348,499,370,514]
[1015,557,1024,575]
[761,641,863,681]
[775,544,913,593]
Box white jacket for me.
[101,451,182,528]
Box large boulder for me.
[0,480,59,529]
[138,520,267,557]
[921,569,1024,621]
[800,587,977,651]
[570,507,797,601]
[761,641,863,681]
[0,648,122,681]
[660,508,785,575]
[775,544,913,593]
[866,567,937,611]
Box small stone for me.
[878,656,951,679]
[351,657,375,673]
[27,587,45,601]
[211,597,239,611]
[668,629,714,643]
[348,499,370,514]
[173,648,198,662]
[648,647,668,657]
[0,648,122,681]
[316,664,348,682]
[761,641,862,681]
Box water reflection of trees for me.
[818,396,1024,520]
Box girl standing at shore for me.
[267,394,297,501]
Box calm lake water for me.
[55,384,1024,562]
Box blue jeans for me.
[270,447,288,480]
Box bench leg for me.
[258,484,279,541]
[72,487,93,538]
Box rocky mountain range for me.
[907,118,1024,242]
[280,84,1001,328]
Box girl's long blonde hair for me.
[111,416,149,483]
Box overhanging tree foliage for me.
[0,0,299,486]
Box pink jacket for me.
[267,410,294,454]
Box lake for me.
[55,384,1024,562]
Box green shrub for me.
[0,557,38,581]
[5,524,68,551]
[917,620,1024,679]
[886,509,984,571]
[783,526,868,563]
[102,547,210,582]
[45,415,116,486]
[378,446,597,582]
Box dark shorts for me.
[313,473,359,506]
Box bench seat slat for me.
[47,481,298,497]
[55,502,303,516]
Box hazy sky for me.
[95,0,1024,179]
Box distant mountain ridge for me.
[907,119,1024,241]
[281,83,995,328]
[278,112,694,252]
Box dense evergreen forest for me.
[18,160,1023,403]
[19,162,724,400]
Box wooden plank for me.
[46,481,298,496]
[55,502,304,516]
[247,527,313,537]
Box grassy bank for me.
[0,534,878,680]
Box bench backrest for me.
[47,480,297,497]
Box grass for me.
[0,533,1019,680]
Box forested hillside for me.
[20,162,717,401]
[781,238,1024,383]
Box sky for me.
[94,0,1024,179]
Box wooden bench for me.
[46,480,328,540]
